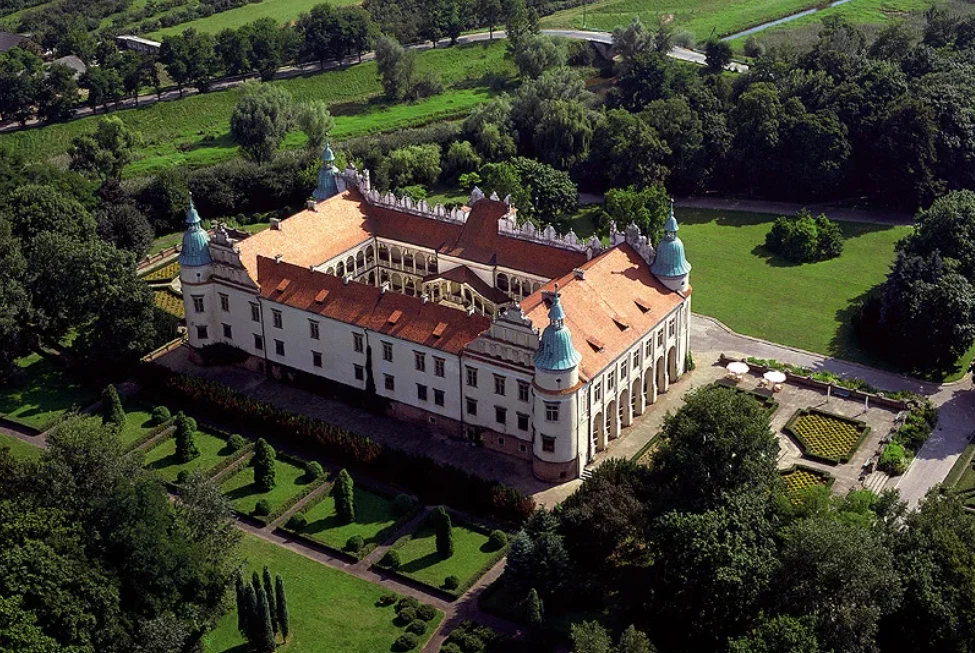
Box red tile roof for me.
[521,244,685,381]
[423,265,512,305]
[257,256,490,355]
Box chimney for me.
[421,293,429,304]
[274,254,283,264]
[305,199,317,211]
[343,274,351,285]
[380,281,390,294]
[270,218,282,230]
[573,268,586,280]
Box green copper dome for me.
[651,204,691,279]
[178,197,212,267]
[534,291,582,372]
[313,141,339,201]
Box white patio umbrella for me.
[764,370,786,384]
[727,361,749,375]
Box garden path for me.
[675,197,913,226]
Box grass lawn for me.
[393,520,497,590]
[144,428,244,482]
[0,353,99,431]
[118,401,161,448]
[149,0,359,39]
[222,456,313,516]
[0,433,42,459]
[0,41,512,179]
[204,533,443,653]
[299,486,402,552]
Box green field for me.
[0,41,512,179]
[0,353,99,432]
[145,428,244,482]
[299,486,403,552]
[222,456,314,516]
[119,401,161,448]
[204,533,443,653]
[393,519,497,590]
[0,433,42,459]
[676,209,975,379]
[149,0,360,39]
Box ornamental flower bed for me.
[154,290,185,318]
[781,465,832,496]
[784,408,870,464]
[142,260,181,282]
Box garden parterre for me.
[221,455,316,517]
[297,485,405,556]
[144,426,247,482]
[785,409,869,463]
[781,466,831,495]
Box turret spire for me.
[650,200,691,291]
[313,140,339,202]
[534,287,582,371]
[178,195,212,267]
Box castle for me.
[179,145,692,482]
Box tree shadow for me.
[147,452,183,471]
[749,243,804,268]
[224,481,262,502]
[398,550,443,574]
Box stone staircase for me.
[862,470,890,494]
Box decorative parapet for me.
[339,166,472,225]
[498,212,605,258]
[623,222,654,265]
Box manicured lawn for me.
[222,456,313,516]
[0,353,99,431]
[393,519,497,590]
[118,401,161,448]
[0,433,42,460]
[204,533,443,653]
[144,428,244,482]
[149,0,359,39]
[0,41,513,179]
[677,208,913,368]
[299,486,402,551]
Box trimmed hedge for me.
[138,367,535,524]
[257,452,330,526]
[125,418,175,451]
[784,408,871,465]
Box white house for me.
[179,150,692,482]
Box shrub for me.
[305,460,324,479]
[379,593,397,606]
[151,405,171,424]
[393,493,415,515]
[673,30,695,48]
[346,535,365,552]
[393,633,419,651]
[387,144,442,188]
[254,499,272,516]
[227,433,247,451]
[878,442,911,475]
[185,416,197,432]
[383,550,402,569]
[488,530,508,550]
[334,468,355,523]
[444,575,460,590]
[176,470,190,484]
[396,607,416,626]
[198,342,251,366]
[416,604,436,622]
[396,596,419,613]
[286,512,307,530]
[444,141,482,181]
[765,210,845,263]
[407,620,427,636]
[743,35,766,58]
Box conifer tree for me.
[435,506,453,559]
[253,438,277,492]
[101,384,126,432]
[235,574,249,637]
[240,584,258,641]
[275,574,290,643]
[174,411,200,462]
[527,587,544,629]
[263,565,277,635]
[335,468,355,523]
[254,585,277,652]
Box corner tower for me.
[179,197,213,347]
[650,202,691,292]
[312,141,339,202]
[531,288,584,482]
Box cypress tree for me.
[255,585,277,652]
[435,506,453,559]
[101,384,126,432]
[527,587,544,628]
[335,468,355,523]
[241,584,258,642]
[235,574,248,637]
[254,438,277,492]
[252,571,263,600]
[263,565,277,635]
[275,574,290,643]
[174,411,200,462]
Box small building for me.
[48,55,87,79]
[0,31,27,53]
[116,35,161,55]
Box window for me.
[645,340,652,357]
[517,413,529,431]
[545,402,560,422]
[466,397,477,416]
[594,382,602,402]
[519,443,528,453]
[274,340,285,356]
[607,370,615,391]
[219,293,229,312]
[498,437,505,445]
[466,366,478,388]
[353,333,364,353]
[222,323,232,339]
[354,364,364,381]
[434,357,445,377]
[620,359,628,378]
[495,406,506,425]
[196,325,208,339]
[382,342,393,362]
[417,384,428,401]
[669,318,676,337]
[494,374,506,396]
[542,436,556,453]
[272,309,282,329]
[657,330,664,347]
[312,351,322,368]
[253,334,263,350]
[192,295,205,313]
[251,302,260,322]
[309,320,320,340]
[434,389,445,407]
[415,352,426,372]
[633,352,640,369]
[384,374,395,391]
[518,380,530,402]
